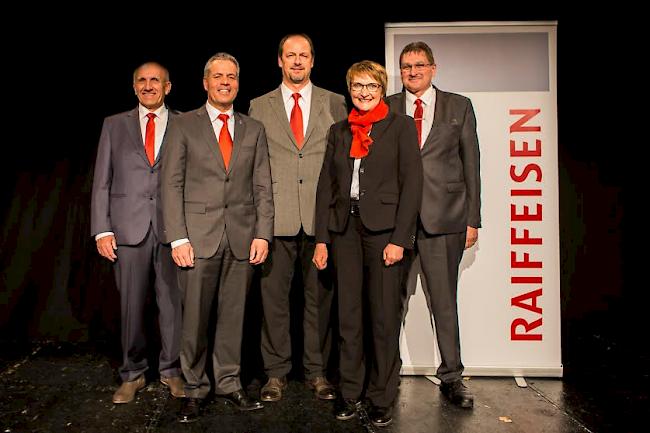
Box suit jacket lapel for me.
[228,113,246,175]
[342,123,354,171]
[303,86,324,146]
[269,87,299,149]
[197,108,227,172]
[127,108,150,165]
[422,85,441,150]
[368,112,392,149]
[153,108,176,167]
[394,92,406,115]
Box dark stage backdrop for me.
[0,11,638,356]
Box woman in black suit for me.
[312,60,422,427]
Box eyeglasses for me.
[350,82,382,92]
[400,63,433,72]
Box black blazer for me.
[314,110,423,248]
[386,87,481,234]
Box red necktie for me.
[290,93,304,149]
[145,113,156,165]
[218,113,233,170]
[414,99,424,148]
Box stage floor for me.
[1,334,643,433]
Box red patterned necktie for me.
[414,99,423,148]
[145,113,156,165]
[290,93,304,149]
[218,113,233,170]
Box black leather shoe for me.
[178,397,201,423]
[335,397,362,420]
[218,389,264,411]
[369,404,393,427]
[440,380,474,408]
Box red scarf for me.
[348,99,389,158]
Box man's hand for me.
[172,242,195,267]
[249,238,269,265]
[312,243,328,270]
[383,243,404,266]
[96,235,118,262]
[465,226,478,250]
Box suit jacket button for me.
[225,177,229,182]
[298,153,303,158]
[299,179,303,184]
[225,204,228,208]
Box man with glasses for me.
[249,33,347,403]
[387,41,481,409]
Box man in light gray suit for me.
[387,41,481,409]
[162,52,273,423]
[249,33,347,402]
[91,62,184,404]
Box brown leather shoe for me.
[160,375,186,398]
[307,376,336,400]
[112,375,146,404]
[260,376,287,402]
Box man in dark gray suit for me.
[162,52,274,423]
[249,33,347,402]
[91,62,184,404]
[387,41,481,409]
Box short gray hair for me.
[204,52,240,78]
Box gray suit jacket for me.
[161,106,274,260]
[249,85,347,236]
[387,87,481,234]
[90,107,178,245]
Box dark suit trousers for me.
[408,227,466,384]
[332,215,403,408]
[114,224,182,382]
[179,232,252,399]
[260,229,333,379]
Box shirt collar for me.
[139,104,167,119]
[406,85,435,107]
[205,102,234,123]
[281,81,313,104]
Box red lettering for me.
[511,251,542,268]
[511,203,542,221]
[511,288,543,314]
[511,276,542,284]
[511,318,543,340]
[510,139,542,157]
[511,227,542,245]
[510,163,542,182]
[509,109,541,133]
[511,189,542,196]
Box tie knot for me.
[218,113,229,123]
[292,93,301,103]
[146,112,156,120]
[415,99,423,108]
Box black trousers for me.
[114,224,182,382]
[260,229,333,379]
[178,232,253,398]
[331,216,403,408]
[402,226,466,383]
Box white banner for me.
[386,22,561,377]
